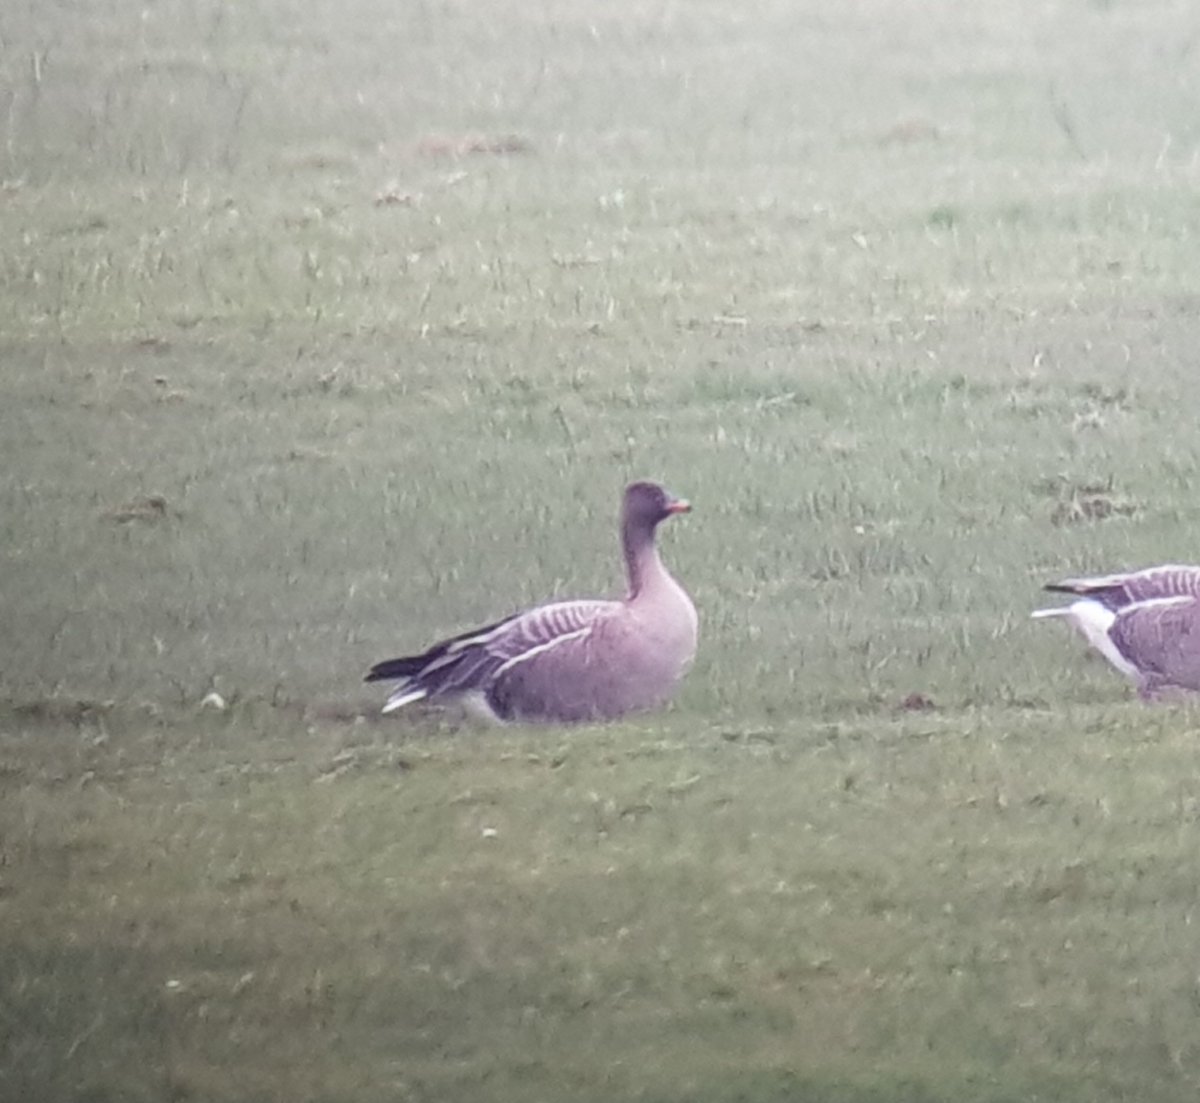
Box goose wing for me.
[466,599,617,678]
[1109,595,1200,692]
[1046,565,1200,610]
[370,599,618,712]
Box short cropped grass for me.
[3,0,1200,1099]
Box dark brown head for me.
[621,480,691,533]
[619,481,690,596]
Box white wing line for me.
[1121,595,1195,613]
[492,627,593,678]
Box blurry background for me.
[3,0,1200,714]
[3,2,1200,1100]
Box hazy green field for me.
[4,0,1200,1099]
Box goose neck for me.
[622,519,663,600]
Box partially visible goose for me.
[1032,564,1200,698]
[365,481,698,722]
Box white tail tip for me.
[381,688,428,714]
[1031,607,1074,620]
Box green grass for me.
[4,0,1200,1098]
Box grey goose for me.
[366,480,698,722]
[1032,565,1200,698]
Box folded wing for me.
[1109,595,1200,695]
[366,600,618,715]
[1045,564,1200,610]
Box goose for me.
[1032,565,1200,698]
[365,480,698,722]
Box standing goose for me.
[365,481,698,722]
[1032,565,1200,698]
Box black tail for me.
[364,612,519,685]
[1043,581,1130,612]
[1043,581,1124,598]
[364,655,427,683]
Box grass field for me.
[4,0,1200,1099]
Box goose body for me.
[1033,565,1200,698]
[366,481,698,722]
